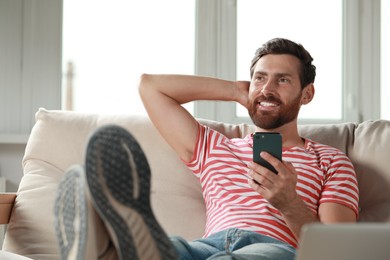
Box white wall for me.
[0,0,62,191]
[0,145,25,192]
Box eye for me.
[254,75,265,82]
[279,77,291,84]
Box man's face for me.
[248,54,305,130]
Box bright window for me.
[236,0,342,121]
[382,0,390,119]
[62,0,195,114]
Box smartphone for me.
[253,132,282,174]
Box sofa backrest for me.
[3,108,390,259]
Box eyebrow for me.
[253,71,267,77]
[254,71,293,78]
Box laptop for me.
[295,223,390,260]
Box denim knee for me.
[170,235,223,260]
[170,236,194,260]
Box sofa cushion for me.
[349,120,390,221]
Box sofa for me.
[1,108,390,259]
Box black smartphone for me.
[253,132,282,174]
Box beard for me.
[248,92,302,130]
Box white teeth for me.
[260,102,277,107]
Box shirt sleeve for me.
[182,123,207,178]
[319,152,360,218]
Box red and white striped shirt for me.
[184,124,359,248]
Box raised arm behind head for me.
[138,74,249,162]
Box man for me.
[138,38,358,258]
[55,38,358,260]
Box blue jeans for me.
[170,228,296,260]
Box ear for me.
[301,84,315,105]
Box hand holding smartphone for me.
[253,132,282,174]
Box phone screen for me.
[253,132,282,174]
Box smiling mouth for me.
[259,101,279,107]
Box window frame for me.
[194,0,382,124]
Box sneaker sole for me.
[85,125,177,260]
[54,165,87,260]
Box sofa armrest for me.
[0,193,16,224]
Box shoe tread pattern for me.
[86,125,177,260]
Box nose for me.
[261,79,277,96]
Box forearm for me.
[139,74,241,104]
[280,196,319,240]
[281,198,357,240]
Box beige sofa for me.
[1,108,390,259]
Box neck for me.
[255,120,304,148]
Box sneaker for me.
[54,165,87,260]
[85,125,177,260]
[54,165,118,260]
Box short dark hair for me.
[250,38,316,88]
